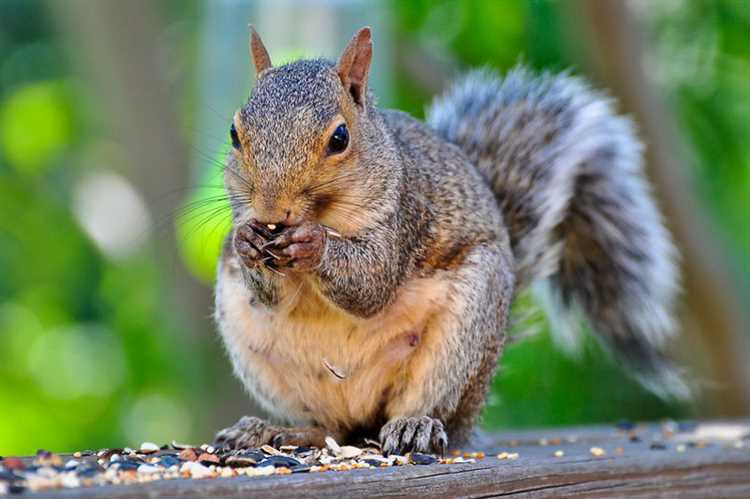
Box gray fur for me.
[213,47,684,454]
[428,68,686,399]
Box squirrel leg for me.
[214,416,330,450]
[380,241,514,454]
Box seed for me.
[261,444,283,456]
[178,448,198,461]
[325,436,342,454]
[411,453,437,465]
[267,224,276,230]
[198,453,220,465]
[225,455,257,468]
[170,440,194,450]
[139,442,159,454]
[553,450,564,457]
[256,455,301,468]
[590,447,606,457]
[137,464,160,474]
[322,359,347,380]
[338,446,362,459]
[2,458,25,471]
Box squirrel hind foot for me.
[214,415,328,450]
[379,416,447,456]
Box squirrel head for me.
[226,27,396,234]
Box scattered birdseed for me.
[553,450,564,458]
[496,452,519,460]
[0,437,507,495]
[590,447,606,457]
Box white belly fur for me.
[216,260,454,432]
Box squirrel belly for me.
[216,224,513,441]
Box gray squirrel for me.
[213,27,684,455]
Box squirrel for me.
[213,26,685,455]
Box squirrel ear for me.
[249,26,273,76]
[336,27,372,106]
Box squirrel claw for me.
[264,248,282,260]
[263,260,286,277]
[379,416,448,456]
[260,239,278,251]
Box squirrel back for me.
[428,68,686,399]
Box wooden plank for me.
[19,422,750,498]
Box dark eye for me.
[230,123,241,150]
[327,124,349,155]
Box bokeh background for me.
[1,0,749,455]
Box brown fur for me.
[213,27,680,453]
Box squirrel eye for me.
[230,123,241,150]
[327,124,349,155]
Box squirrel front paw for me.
[379,416,448,456]
[233,223,268,269]
[266,222,327,273]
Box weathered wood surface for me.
[29,421,750,498]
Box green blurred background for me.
[1,0,749,455]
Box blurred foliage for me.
[644,1,750,292]
[0,0,748,455]
[0,0,213,454]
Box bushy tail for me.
[427,67,688,399]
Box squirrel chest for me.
[217,264,455,431]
